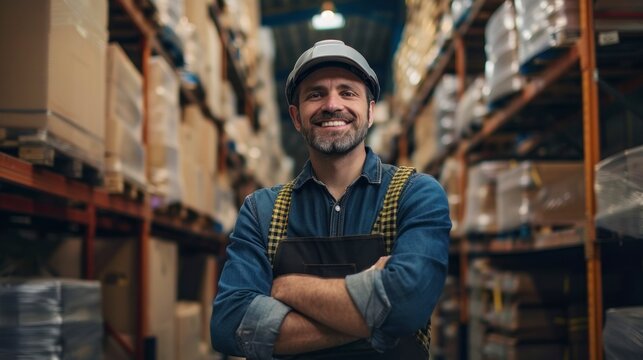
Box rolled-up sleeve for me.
[345,174,451,341]
[345,270,399,351]
[237,295,291,359]
[211,191,283,357]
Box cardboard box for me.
[148,238,178,360]
[175,302,202,360]
[0,0,107,168]
[105,44,146,187]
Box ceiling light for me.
[312,1,345,30]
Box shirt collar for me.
[292,146,383,190]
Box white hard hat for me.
[285,40,380,105]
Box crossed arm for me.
[272,256,390,354]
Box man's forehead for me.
[300,66,365,87]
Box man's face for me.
[289,67,375,156]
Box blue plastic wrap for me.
[0,278,102,359]
[604,307,643,359]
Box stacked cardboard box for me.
[147,56,184,203]
[97,237,178,360]
[394,0,452,106]
[181,105,218,217]
[0,0,108,170]
[105,44,146,191]
[496,162,586,233]
[184,0,224,117]
[175,302,203,360]
[430,275,461,359]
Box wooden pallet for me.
[0,132,102,185]
[103,171,146,201]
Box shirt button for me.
[334,205,341,212]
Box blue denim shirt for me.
[211,148,451,359]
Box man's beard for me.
[299,111,368,155]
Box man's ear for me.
[289,105,302,132]
[367,100,375,128]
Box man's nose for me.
[321,92,344,112]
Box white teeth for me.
[320,121,347,127]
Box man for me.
[211,40,451,359]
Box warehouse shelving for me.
[0,1,243,359]
[399,0,642,359]
[208,0,261,130]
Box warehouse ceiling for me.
[260,0,406,119]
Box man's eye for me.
[306,92,321,99]
[342,91,357,97]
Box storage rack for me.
[397,0,642,359]
[0,0,256,359]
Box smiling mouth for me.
[319,120,349,127]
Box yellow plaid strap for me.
[268,181,295,264]
[371,166,416,255]
[371,166,431,357]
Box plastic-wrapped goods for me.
[604,307,643,360]
[439,158,463,236]
[0,0,108,171]
[595,145,643,239]
[0,278,103,359]
[451,0,473,27]
[496,161,586,232]
[150,0,184,30]
[175,17,204,84]
[393,0,447,106]
[454,77,488,139]
[147,56,183,201]
[483,333,566,360]
[411,101,438,170]
[105,44,146,189]
[463,161,512,234]
[497,270,586,304]
[484,1,525,105]
[148,56,181,149]
[484,304,566,339]
[433,74,459,154]
[514,0,579,68]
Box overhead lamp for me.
[312,1,345,30]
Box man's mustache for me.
[311,111,355,123]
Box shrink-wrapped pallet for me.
[485,1,524,104]
[604,307,643,360]
[150,0,184,30]
[462,161,512,234]
[147,56,184,202]
[595,145,643,239]
[483,333,566,360]
[0,0,108,170]
[105,44,146,190]
[514,0,579,68]
[0,278,103,359]
[496,162,586,232]
[433,75,458,154]
[454,77,488,139]
[451,0,473,26]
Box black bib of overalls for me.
[268,167,429,360]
